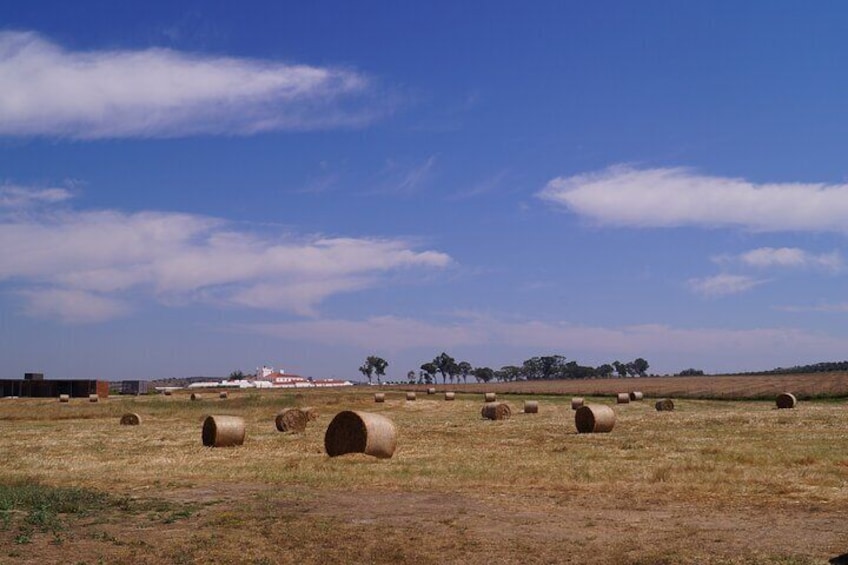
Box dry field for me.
[1,386,847,564]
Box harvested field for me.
[1,386,847,564]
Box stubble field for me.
[1,380,847,564]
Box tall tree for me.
[368,356,389,385]
[407,370,416,383]
[457,361,472,384]
[596,364,614,378]
[420,362,437,384]
[358,360,374,385]
[632,357,649,377]
[433,352,456,385]
[473,367,494,383]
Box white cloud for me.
[687,274,767,297]
[0,185,73,208]
[0,31,375,138]
[539,165,848,232]
[18,288,130,324]
[738,247,843,271]
[0,206,451,322]
[244,314,848,374]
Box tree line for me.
[358,353,651,385]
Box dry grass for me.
[1,388,847,563]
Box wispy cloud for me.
[0,196,452,323]
[244,313,848,373]
[0,31,377,138]
[774,302,848,313]
[734,247,843,271]
[539,165,848,232]
[373,156,437,195]
[0,185,73,208]
[687,274,767,297]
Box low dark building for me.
[0,375,109,398]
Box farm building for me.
[0,375,109,398]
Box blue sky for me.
[2,1,848,380]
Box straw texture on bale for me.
[427,387,436,395]
[302,407,319,421]
[524,400,539,414]
[89,394,99,403]
[655,398,675,412]
[444,392,455,401]
[202,415,245,447]
[629,391,644,401]
[275,408,309,433]
[776,392,797,409]
[120,413,141,426]
[616,393,630,404]
[571,397,584,410]
[575,404,616,433]
[406,392,416,401]
[219,391,228,399]
[164,390,172,396]
[374,393,386,403]
[481,402,511,421]
[58,394,69,403]
[324,411,397,459]
[191,393,202,401]
[484,392,496,402]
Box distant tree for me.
[420,362,438,384]
[228,370,246,381]
[407,370,416,384]
[677,368,705,376]
[613,361,628,378]
[358,360,374,385]
[368,356,389,385]
[473,367,494,383]
[433,352,457,384]
[632,358,649,377]
[457,361,472,384]
[498,365,522,382]
[596,364,614,378]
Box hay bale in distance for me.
[616,393,630,404]
[571,397,584,410]
[164,390,173,396]
[481,402,511,421]
[120,413,141,426]
[374,393,386,403]
[575,404,616,433]
[275,408,309,433]
[655,398,675,412]
[324,411,397,459]
[776,392,797,409]
[427,387,436,395]
[484,392,496,402]
[202,415,245,447]
[524,400,539,414]
[406,392,416,401]
[191,393,202,401]
[629,391,644,401]
[219,391,228,399]
[58,394,70,403]
[444,392,456,401]
[89,394,99,403]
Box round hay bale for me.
[58,394,70,403]
[275,408,309,433]
[202,415,245,447]
[219,391,228,399]
[374,392,386,403]
[571,397,584,410]
[444,392,455,401]
[616,393,630,404]
[302,407,319,421]
[324,411,397,459]
[575,404,616,433]
[776,392,797,409]
[406,392,416,401]
[629,391,644,401]
[89,394,99,403]
[655,398,675,412]
[481,402,511,421]
[164,389,173,396]
[191,393,202,401]
[427,387,436,395]
[120,413,141,426]
[484,392,496,402]
[524,400,539,414]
